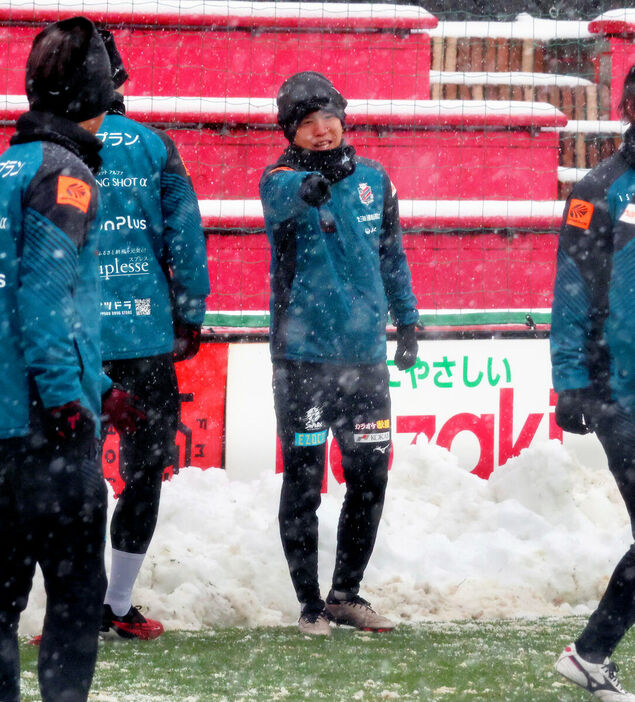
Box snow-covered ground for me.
[19,436,629,635]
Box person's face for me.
[293,110,343,151]
[625,94,635,126]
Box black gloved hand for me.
[394,324,418,371]
[173,321,202,361]
[44,401,95,443]
[299,173,331,207]
[101,384,147,434]
[555,388,596,434]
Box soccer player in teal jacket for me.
[95,30,209,641]
[260,72,419,636]
[0,17,113,702]
[552,65,635,701]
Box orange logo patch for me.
[566,198,594,230]
[56,176,91,213]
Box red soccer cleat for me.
[101,604,164,640]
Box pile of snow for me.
[19,437,630,634]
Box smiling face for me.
[293,109,343,151]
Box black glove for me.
[299,173,331,207]
[173,321,202,361]
[555,388,597,434]
[44,401,95,443]
[101,384,147,434]
[394,324,418,371]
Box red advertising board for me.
[102,341,228,496]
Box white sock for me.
[104,548,146,617]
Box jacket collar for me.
[275,141,356,184]
[10,110,103,174]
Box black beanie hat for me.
[276,71,347,142]
[98,28,129,89]
[26,16,114,122]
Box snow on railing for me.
[0,95,568,129]
[429,13,592,40]
[198,199,565,230]
[555,120,626,134]
[0,0,437,30]
[431,72,593,88]
[558,167,591,183]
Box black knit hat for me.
[276,71,347,142]
[26,16,114,122]
[98,28,129,89]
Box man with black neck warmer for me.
[0,16,117,702]
[260,71,419,636]
[552,65,635,701]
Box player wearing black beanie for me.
[261,73,419,636]
[0,16,118,702]
[26,16,114,122]
[276,71,347,142]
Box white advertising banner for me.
[225,339,606,490]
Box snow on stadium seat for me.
[201,198,563,331]
[557,118,625,198]
[0,1,437,100]
[0,95,567,201]
[0,91,565,329]
[0,95,566,200]
[149,96,564,201]
[589,9,635,121]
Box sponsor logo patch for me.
[56,176,91,213]
[305,406,324,431]
[294,430,328,447]
[619,203,635,225]
[354,419,390,431]
[566,198,594,230]
[353,431,391,443]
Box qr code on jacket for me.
[134,298,151,316]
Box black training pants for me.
[576,403,635,660]
[273,360,391,607]
[103,354,180,554]
[0,433,107,702]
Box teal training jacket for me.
[0,118,108,438]
[260,150,418,365]
[551,126,635,413]
[97,112,209,361]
